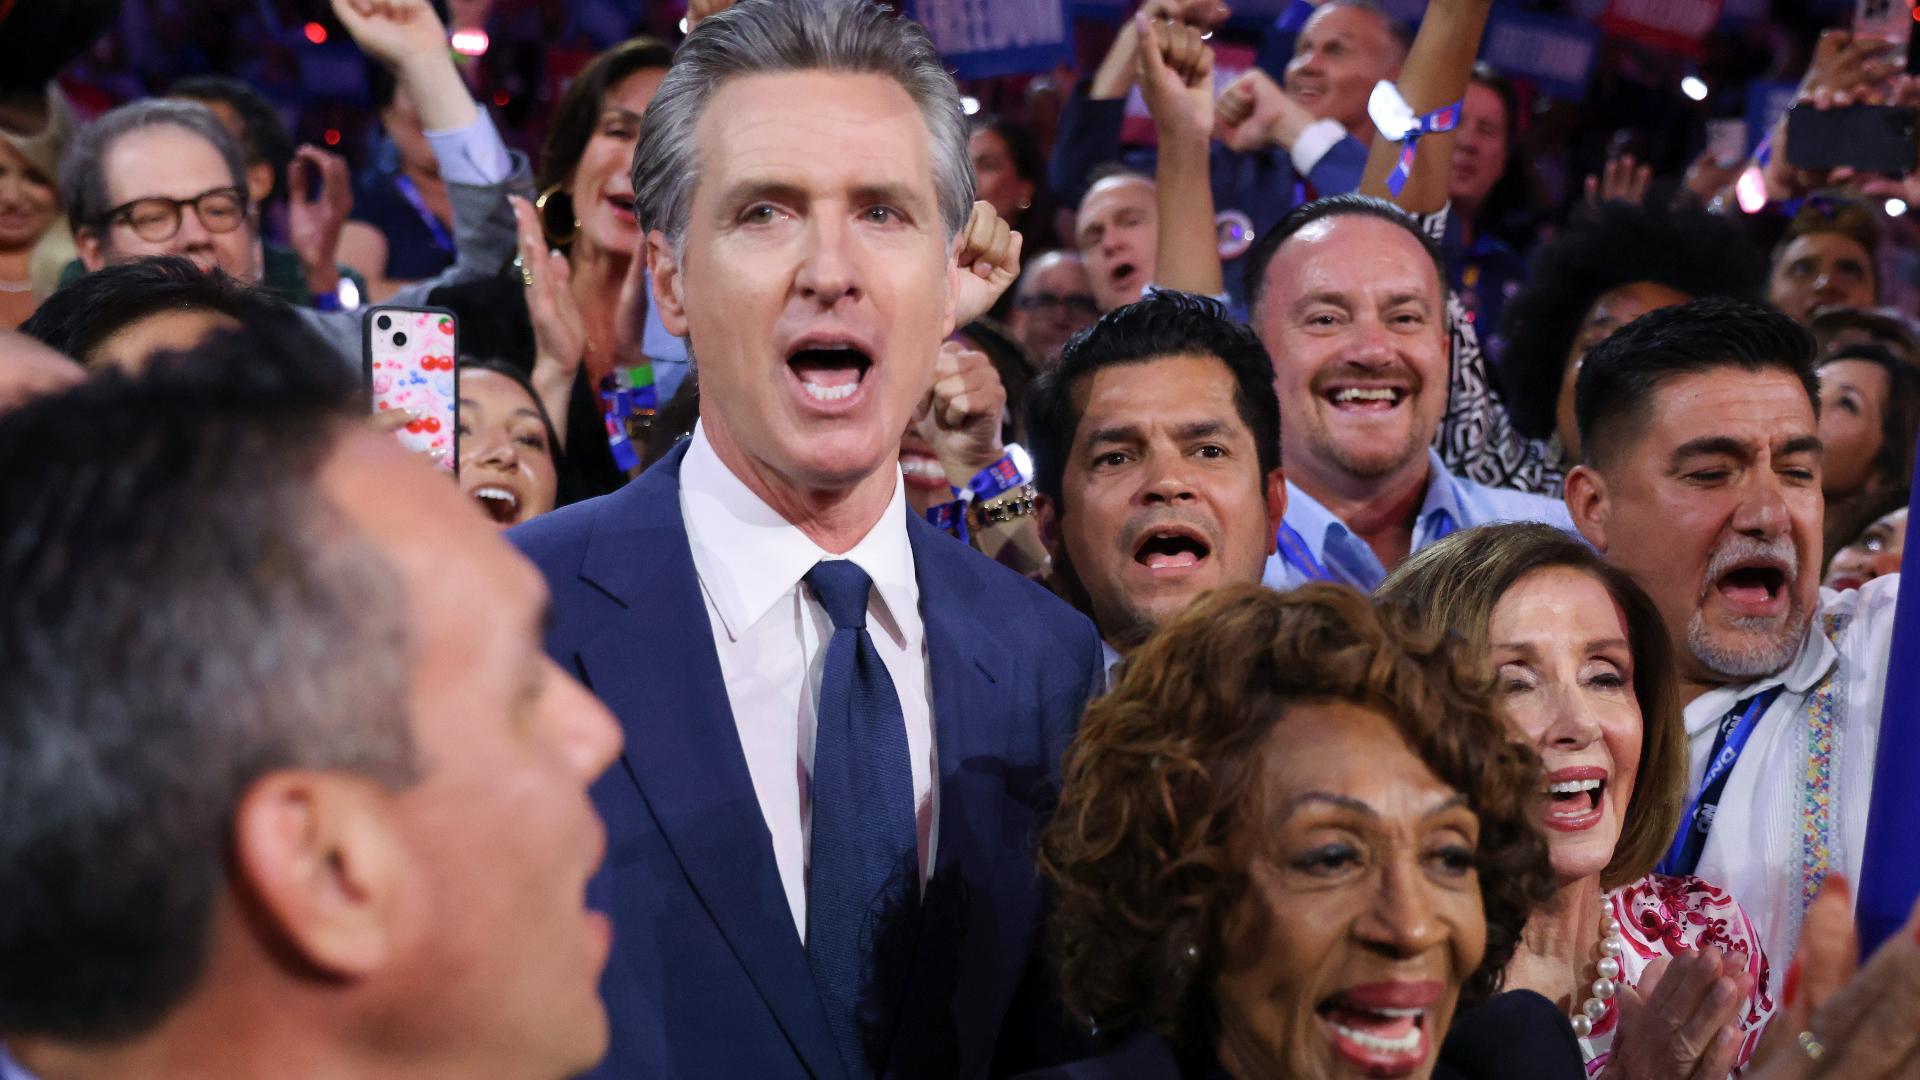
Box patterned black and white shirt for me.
[1416,206,1568,497]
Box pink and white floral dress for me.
[1580,874,1775,1076]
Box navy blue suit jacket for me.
[511,443,1104,1079]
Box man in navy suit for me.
[511,1,1105,1076]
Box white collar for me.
[680,423,920,650]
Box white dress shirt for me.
[680,424,937,943]
[1290,117,1349,177]
[1688,575,1898,983]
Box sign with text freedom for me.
[910,0,1074,79]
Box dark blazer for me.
[1015,990,1585,1080]
[511,442,1104,1080]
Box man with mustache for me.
[1027,290,1285,673]
[1565,296,1900,983]
[1246,194,1571,591]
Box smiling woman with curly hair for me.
[1031,583,1563,1080]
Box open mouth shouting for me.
[470,483,524,526]
[1315,981,1440,1076]
[1107,260,1144,301]
[785,334,876,413]
[1543,765,1608,833]
[1709,554,1792,620]
[1131,523,1213,576]
[605,192,637,226]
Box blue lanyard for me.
[394,173,455,256]
[1276,521,1333,583]
[1659,687,1785,877]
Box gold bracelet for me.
[972,483,1037,528]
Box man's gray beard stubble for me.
[1685,607,1809,680]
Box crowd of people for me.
[2,0,1919,1078]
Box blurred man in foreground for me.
[0,334,622,1080]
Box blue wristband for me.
[925,495,968,542]
[311,277,360,312]
[964,444,1031,501]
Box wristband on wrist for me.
[1367,80,1462,196]
[964,442,1032,501]
[311,277,360,313]
[926,493,969,543]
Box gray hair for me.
[632,0,974,255]
[61,98,250,233]
[0,326,413,1040]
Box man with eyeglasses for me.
[1008,250,1099,367]
[57,0,529,363]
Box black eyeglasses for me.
[96,187,248,242]
[1016,291,1100,317]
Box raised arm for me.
[1138,14,1224,298]
[334,0,529,306]
[333,0,475,132]
[1049,0,1228,206]
[1092,0,1228,101]
[1356,0,1493,214]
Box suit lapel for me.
[874,518,1015,1070]
[576,444,845,1080]
[911,517,1013,887]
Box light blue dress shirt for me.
[640,267,692,404]
[1262,449,1576,593]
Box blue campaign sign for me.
[910,0,1074,79]
[1478,6,1601,102]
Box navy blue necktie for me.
[804,559,918,1077]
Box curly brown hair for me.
[1038,583,1553,1053]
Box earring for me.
[535,183,581,247]
[1018,196,1032,210]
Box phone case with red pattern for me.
[363,305,459,472]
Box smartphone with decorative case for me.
[363,305,459,473]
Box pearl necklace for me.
[1570,895,1625,1039]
